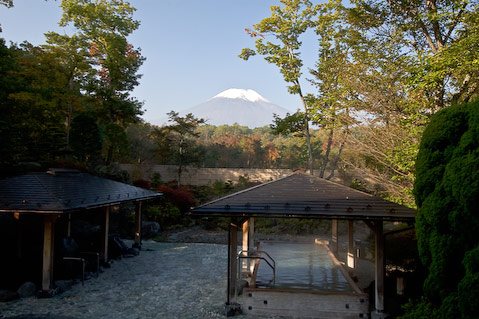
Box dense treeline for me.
[0,0,144,179]
[124,122,340,170]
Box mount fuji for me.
[156,88,290,128]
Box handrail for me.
[238,249,275,286]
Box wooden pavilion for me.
[191,171,416,318]
[0,168,161,296]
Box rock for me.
[142,221,160,239]
[17,281,36,298]
[0,289,19,302]
[225,302,242,316]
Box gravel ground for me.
[0,241,273,319]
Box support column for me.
[241,219,249,275]
[227,220,238,304]
[240,217,255,276]
[100,207,110,263]
[67,213,72,237]
[374,220,385,314]
[41,215,57,293]
[331,218,338,254]
[347,220,355,273]
[15,213,22,260]
[134,201,142,248]
[248,217,255,275]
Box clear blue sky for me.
[0,0,320,124]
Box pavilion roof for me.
[0,169,161,214]
[192,172,415,221]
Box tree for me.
[411,101,479,318]
[152,111,205,186]
[125,123,158,164]
[345,0,479,111]
[5,42,70,163]
[59,0,145,158]
[69,112,102,163]
[239,0,319,174]
[42,32,93,150]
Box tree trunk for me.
[297,87,314,175]
[320,129,334,178]
[326,131,348,180]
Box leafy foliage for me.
[240,0,320,174]
[0,0,144,172]
[151,111,205,186]
[70,113,103,163]
[412,100,479,317]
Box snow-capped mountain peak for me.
[211,88,270,103]
[153,88,289,128]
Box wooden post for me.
[67,213,71,237]
[375,220,385,313]
[347,220,355,272]
[16,213,22,260]
[331,219,338,254]
[241,219,249,275]
[100,207,110,263]
[248,217,255,275]
[41,215,57,292]
[228,221,238,304]
[134,201,142,248]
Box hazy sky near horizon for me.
[0,0,320,124]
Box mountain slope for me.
[157,89,290,128]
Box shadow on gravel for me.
[1,315,78,319]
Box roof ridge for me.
[195,172,296,209]
[33,173,65,210]
[299,171,377,198]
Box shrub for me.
[412,101,479,317]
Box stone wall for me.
[120,164,297,185]
[120,164,348,186]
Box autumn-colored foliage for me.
[157,186,196,213]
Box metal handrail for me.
[238,249,275,285]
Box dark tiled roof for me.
[192,172,415,221]
[0,169,161,213]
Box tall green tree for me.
[42,32,93,150]
[345,0,479,111]
[59,0,145,160]
[240,0,319,175]
[152,111,205,186]
[411,101,479,318]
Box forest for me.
[1,0,478,317]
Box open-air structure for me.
[0,168,161,296]
[192,172,416,318]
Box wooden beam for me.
[331,219,338,254]
[100,207,110,263]
[41,215,57,292]
[134,201,142,248]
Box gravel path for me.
[0,242,265,319]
